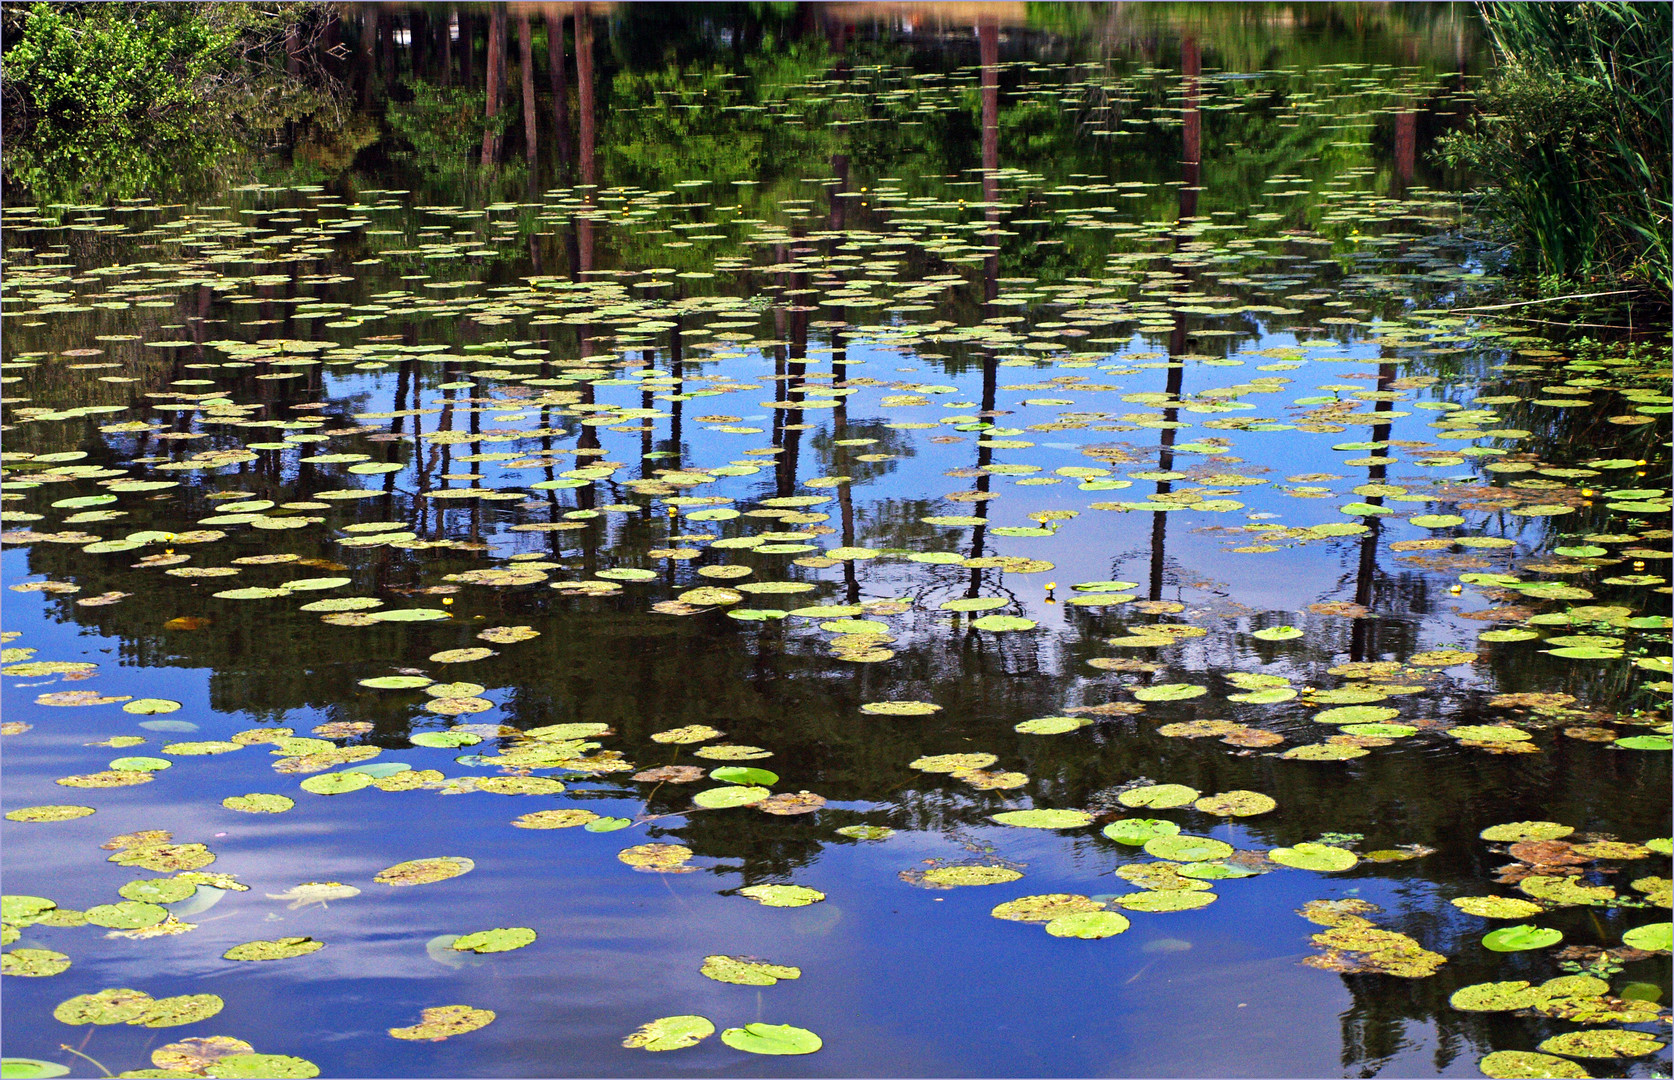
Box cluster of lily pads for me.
[2,35,1669,1080]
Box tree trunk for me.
[548,9,570,174]
[576,3,596,189]
[519,15,537,163]
[482,8,506,167]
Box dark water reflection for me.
[2,4,1669,1078]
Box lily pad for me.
[222,794,294,814]
[738,884,825,906]
[223,937,324,962]
[374,857,474,887]
[204,1054,320,1078]
[1,948,71,977]
[451,927,536,954]
[388,1005,495,1041]
[619,844,695,873]
[1622,922,1672,952]
[1481,821,1574,842]
[1045,911,1131,939]
[991,809,1093,829]
[1537,1030,1665,1058]
[1117,784,1199,809]
[693,785,770,809]
[4,805,95,823]
[1102,819,1181,845]
[1144,835,1234,862]
[622,1015,714,1052]
[1478,1051,1590,1079]
[1270,843,1359,872]
[1193,791,1277,816]
[700,954,801,986]
[1132,683,1207,702]
[1450,896,1544,919]
[1114,890,1216,912]
[1483,925,1563,952]
[720,1023,822,1056]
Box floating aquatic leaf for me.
[1482,925,1563,952]
[1114,890,1216,912]
[1481,821,1574,842]
[738,884,825,906]
[720,1023,822,1056]
[1013,716,1090,735]
[860,701,941,716]
[54,988,152,1025]
[117,878,196,904]
[1,948,70,977]
[835,825,895,841]
[991,809,1092,829]
[1517,876,1615,906]
[299,771,372,796]
[1450,896,1544,919]
[1537,1031,1664,1058]
[223,937,324,962]
[1144,836,1234,862]
[4,806,94,823]
[1622,922,1672,952]
[701,954,801,986]
[374,857,474,887]
[1449,981,1539,1012]
[622,1015,715,1052]
[990,895,1106,923]
[121,699,181,715]
[1193,791,1277,817]
[1133,683,1206,702]
[85,902,168,929]
[1117,784,1199,809]
[388,1005,495,1041]
[1102,819,1180,845]
[1046,911,1131,939]
[0,1059,70,1078]
[452,927,536,954]
[223,791,295,812]
[133,994,224,1028]
[1477,1051,1590,1079]
[265,883,360,910]
[618,844,694,873]
[693,785,770,809]
[1270,843,1359,873]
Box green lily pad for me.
[223,937,324,962]
[700,954,801,986]
[84,902,168,929]
[1251,626,1304,641]
[622,1015,715,1052]
[1132,683,1207,702]
[1144,835,1234,862]
[221,794,294,814]
[109,757,171,772]
[619,845,694,873]
[1,896,55,922]
[737,884,824,906]
[205,1054,320,1078]
[374,857,474,887]
[1102,819,1181,845]
[1478,1051,1591,1079]
[970,615,1037,632]
[991,809,1093,829]
[1193,791,1277,816]
[54,988,152,1025]
[1483,925,1563,952]
[920,866,1023,887]
[720,1023,822,1056]
[1450,896,1544,919]
[1045,911,1131,938]
[1622,922,1672,952]
[1315,705,1401,724]
[1449,980,1538,1012]
[1270,843,1359,872]
[0,1059,71,1078]
[835,825,896,841]
[4,805,95,823]
[118,879,196,904]
[710,766,778,786]
[1117,784,1199,809]
[990,895,1106,923]
[1537,1030,1664,1058]
[1014,716,1090,735]
[1,949,71,977]
[451,927,536,954]
[121,699,181,715]
[299,772,372,795]
[693,785,770,809]
[359,676,433,690]
[133,994,224,1028]
[388,1005,495,1041]
[1114,890,1216,912]
[1481,821,1573,842]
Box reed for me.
[1440,2,1671,288]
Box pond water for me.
[2,5,1669,1078]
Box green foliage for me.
[1439,2,1672,287]
[1,2,325,200]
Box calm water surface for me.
[2,5,1669,1078]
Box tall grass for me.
[1440,2,1671,289]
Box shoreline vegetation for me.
[2,1,1667,300]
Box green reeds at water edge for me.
[1439,1,1671,290]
